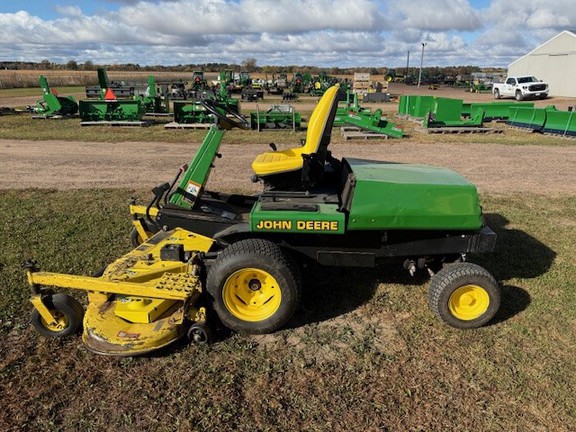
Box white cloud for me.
[0,0,575,67]
[392,0,481,32]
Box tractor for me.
[26,85,501,355]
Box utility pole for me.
[406,51,410,78]
[417,42,427,88]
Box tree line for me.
[0,60,500,79]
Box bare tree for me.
[241,58,257,72]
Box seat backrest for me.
[300,85,340,155]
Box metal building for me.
[508,30,576,97]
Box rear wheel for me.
[31,293,84,337]
[428,263,500,329]
[207,239,301,334]
[493,89,500,99]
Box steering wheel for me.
[200,98,250,130]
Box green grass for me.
[0,190,575,431]
[0,114,309,145]
[0,86,85,98]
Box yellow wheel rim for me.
[41,311,68,332]
[222,268,282,322]
[449,285,490,321]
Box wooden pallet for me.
[31,114,74,120]
[342,131,389,140]
[144,112,173,117]
[80,120,149,127]
[506,125,539,132]
[340,126,362,133]
[394,115,425,124]
[418,127,503,134]
[542,131,576,140]
[164,122,212,129]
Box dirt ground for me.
[2,82,576,195]
[1,138,575,195]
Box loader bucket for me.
[542,109,576,137]
[398,95,411,115]
[413,96,435,118]
[433,98,463,122]
[424,108,484,128]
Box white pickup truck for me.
[492,76,549,101]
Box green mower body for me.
[27,85,499,354]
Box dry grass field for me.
[0,70,575,431]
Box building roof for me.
[508,30,576,68]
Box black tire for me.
[428,263,500,329]
[31,293,84,337]
[130,224,156,248]
[206,239,301,334]
[187,323,212,345]
[515,90,523,101]
[493,89,500,99]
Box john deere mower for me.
[26,86,501,355]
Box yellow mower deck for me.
[27,228,214,355]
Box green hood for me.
[345,158,483,230]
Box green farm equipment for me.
[462,102,534,122]
[168,100,214,127]
[424,109,485,128]
[423,98,484,129]
[292,72,311,93]
[542,108,576,137]
[267,74,289,95]
[508,104,576,136]
[79,68,146,125]
[469,81,492,93]
[342,109,405,138]
[310,73,337,97]
[30,75,78,118]
[85,68,135,99]
[26,86,501,356]
[167,73,240,128]
[398,95,435,119]
[141,75,170,116]
[250,105,301,131]
[334,91,372,126]
[191,71,209,91]
[507,106,555,132]
[334,91,404,138]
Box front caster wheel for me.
[31,293,84,337]
[428,263,500,329]
[130,225,156,248]
[187,323,212,345]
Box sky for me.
[0,0,574,68]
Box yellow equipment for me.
[26,228,213,355]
